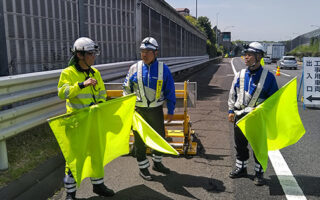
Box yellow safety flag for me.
[236,78,305,171]
[133,112,179,156]
[48,93,179,186]
[48,94,136,186]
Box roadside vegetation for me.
[0,124,60,187]
[185,16,224,57]
[289,37,320,59]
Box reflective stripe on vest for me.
[136,61,164,107]
[235,68,268,110]
[248,68,268,107]
[234,69,246,109]
[66,102,89,110]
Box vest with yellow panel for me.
[136,60,164,108]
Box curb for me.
[0,153,65,200]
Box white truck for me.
[266,43,285,63]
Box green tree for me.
[185,16,204,33]
[289,37,320,59]
[197,16,216,45]
[185,16,218,57]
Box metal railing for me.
[0,55,211,170]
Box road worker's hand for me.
[228,113,235,123]
[84,78,97,87]
[166,114,174,123]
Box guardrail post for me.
[0,140,8,170]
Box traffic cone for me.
[276,66,280,76]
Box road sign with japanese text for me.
[303,57,320,106]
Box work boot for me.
[65,192,76,200]
[139,168,153,181]
[254,172,265,186]
[93,184,115,197]
[152,162,171,174]
[229,167,247,178]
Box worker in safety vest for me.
[228,42,278,186]
[57,37,114,200]
[123,37,176,181]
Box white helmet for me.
[140,37,159,50]
[243,42,265,55]
[71,37,100,55]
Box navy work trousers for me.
[133,106,165,162]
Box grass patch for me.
[0,123,60,188]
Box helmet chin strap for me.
[248,64,256,70]
[84,59,91,69]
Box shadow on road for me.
[80,184,174,200]
[152,170,226,200]
[78,170,225,200]
[198,153,229,161]
[189,132,229,162]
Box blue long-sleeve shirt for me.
[123,59,176,115]
[228,66,278,113]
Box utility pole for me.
[216,13,219,46]
[196,0,197,19]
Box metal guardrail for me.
[0,55,211,170]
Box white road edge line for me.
[231,58,237,75]
[272,69,291,77]
[269,150,307,200]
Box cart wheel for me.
[183,145,193,159]
[192,133,205,155]
[184,154,193,159]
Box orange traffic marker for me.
[276,66,280,76]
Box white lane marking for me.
[269,150,307,200]
[272,70,291,77]
[231,58,237,75]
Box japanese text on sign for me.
[303,57,320,105]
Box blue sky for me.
[165,0,320,42]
